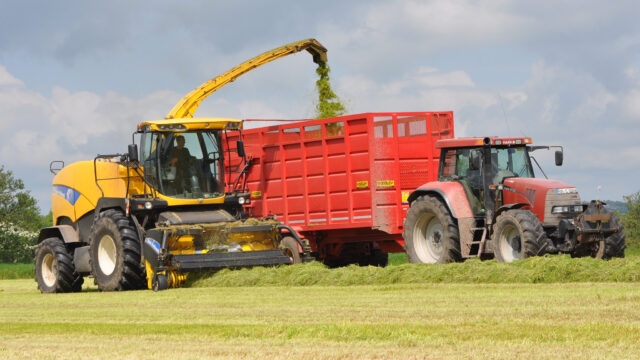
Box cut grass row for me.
[7,245,639,283]
[0,279,639,359]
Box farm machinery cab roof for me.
[403,136,625,265]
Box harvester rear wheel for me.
[280,236,302,264]
[403,195,461,264]
[88,209,146,291]
[34,237,83,293]
[493,210,547,262]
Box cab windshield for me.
[440,146,534,184]
[140,131,224,199]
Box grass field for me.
[3,245,638,358]
[0,279,639,359]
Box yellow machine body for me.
[40,39,324,292]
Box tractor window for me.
[490,147,533,184]
[440,149,457,179]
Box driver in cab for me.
[169,135,193,192]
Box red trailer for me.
[227,112,454,266]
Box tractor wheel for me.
[493,210,548,262]
[88,209,146,291]
[280,236,302,264]
[403,195,461,264]
[34,237,83,293]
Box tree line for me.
[0,165,639,263]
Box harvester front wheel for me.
[403,195,461,264]
[493,210,547,262]
[34,237,83,293]
[280,236,302,264]
[89,209,146,291]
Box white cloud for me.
[0,66,23,87]
[418,70,475,88]
[623,89,640,119]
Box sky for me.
[0,0,639,213]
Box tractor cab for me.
[436,137,536,216]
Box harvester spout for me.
[166,38,327,119]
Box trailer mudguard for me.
[407,181,474,219]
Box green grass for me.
[188,254,640,287]
[0,263,33,280]
[0,279,639,359]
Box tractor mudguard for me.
[408,181,474,219]
[37,225,79,244]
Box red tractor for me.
[403,136,626,263]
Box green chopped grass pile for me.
[187,253,640,288]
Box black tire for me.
[369,249,389,267]
[152,273,169,292]
[493,210,548,262]
[34,237,83,293]
[280,236,302,264]
[403,195,461,264]
[88,209,146,291]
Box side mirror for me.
[469,152,481,170]
[128,144,139,162]
[236,140,246,158]
[555,150,563,166]
[49,161,64,175]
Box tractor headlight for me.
[238,197,246,205]
[144,201,153,210]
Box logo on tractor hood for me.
[52,185,81,206]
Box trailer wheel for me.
[88,209,146,291]
[369,249,388,267]
[493,210,547,262]
[403,195,461,264]
[280,236,302,264]
[34,237,83,293]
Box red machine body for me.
[229,112,454,264]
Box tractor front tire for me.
[403,195,461,264]
[89,209,146,291]
[34,237,83,293]
[280,236,302,264]
[493,210,548,262]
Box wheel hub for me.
[41,253,57,287]
[413,213,445,263]
[97,235,117,276]
[499,224,522,262]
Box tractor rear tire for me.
[89,209,146,291]
[493,210,548,262]
[280,236,302,264]
[403,195,461,264]
[34,237,83,293]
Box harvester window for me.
[140,130,224,199]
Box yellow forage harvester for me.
[34,39,326,292]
